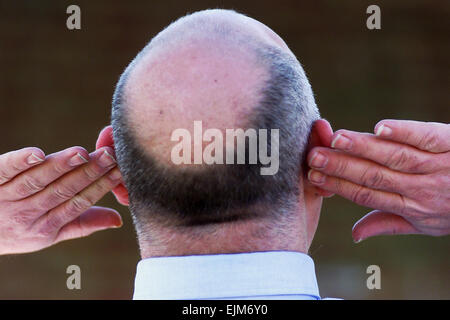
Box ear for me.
[303,119,333,197]
[304,119,334,197]
[301,119,334,248]
[306,118,334,151]
[96,126,130,206]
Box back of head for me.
[111,9,320,240]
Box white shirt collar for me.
[133,251,321,300]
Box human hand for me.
[0,146,123,255]
[307,120,450,242]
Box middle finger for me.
[307,147,425,197]
[22,147,117,214]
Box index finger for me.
[328,130,445,173]
[375,120,450,153]
[0,147,46,185]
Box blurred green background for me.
[0,0,448,299]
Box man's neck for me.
[137,213,309,259]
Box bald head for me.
[121,9,295,164]
[112,9,319,231]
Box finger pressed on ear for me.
[307,147,423,197]
[0,146,89,202]
[327,130,441,174]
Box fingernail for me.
[109,169,122,181]
[308,169,326,184]
[98,150,116,168]
[69,153,89,167]
[375,124,392,137]
[309,151,328,169]
[331,134,352,150]
[110,212,123,228]
[113,220,123,228]
[27,153,45,164]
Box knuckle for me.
[334,177,345,195]
[81,180,111,204]
[27,176,45,190]
[351,186,373,206]
[11,210,35,227]
[94,179,112,194]
[52,162,66,175]
[70,194,94,212]
[0,169,11,184]
[408,157,433,173]
[420,130,439,152]
[36,193,60,212]
[402,198,427,218]
[37,185,77,212]
[52,184,76,201]
[36,216,61,238]
[427,172,449,197]
[363,167,381,187]
[386,148,410,170]
[0,178,7,186]
[11,161,25,173]
[83,166,101,181]
[15,185,30,198]
[397,194,408,215]
[334,157,349,176]
[364,167,395,190]
[16,176,45,197]
[419,184,437,202]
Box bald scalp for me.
[111,9,320,229]
[121,9,290,166]
[125,34,268,165]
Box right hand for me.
[0,146,123,255]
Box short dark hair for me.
[111,15,319,230]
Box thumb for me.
[55,206,123,243]
[352,210,420,243]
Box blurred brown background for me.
[0,0,449,299]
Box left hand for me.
[306,120,450,242]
